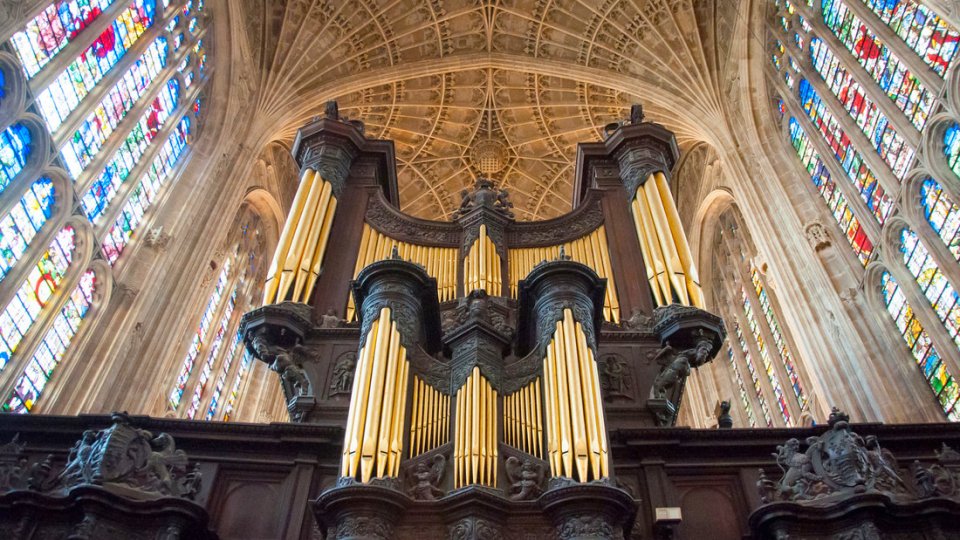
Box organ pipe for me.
[507,226,621,322]
[263,169,339,304]
[347,224,459,319]
[503,378,543,458]
[628,172,704,308]
[541,309,609,482]
[463,225,502,296]
[341,307,410,482]
[454,366,498,488]
[409,376,450,458]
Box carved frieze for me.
[365,191,460,246]
[508,194,604,247]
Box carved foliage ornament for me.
[364,193,460,246]
[449,517,503,540]
[509,198,604,246]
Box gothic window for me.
[880,271,960,419]
[708,205,810,427]
[0,0,210,413]
[168,204,267,420]
[770,0,960,419]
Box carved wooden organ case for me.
[240,105,726,539]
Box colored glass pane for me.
[82,77,180,223]
[900,228,960,350]
[727,347,758,427]
[168,258,230,410]
[881,271,960,416]
[101,115,190,264]
[3,270,95,413]
[734,322,774,426]
[0,124,33,195]
[185,288,236,419]
[945,122,960,179]
[742,288,792,425]
[788,117,875,263]
[60,36,168,179]
[194,39,206,73]
[221,349,252,422]
[860,0,959,76]
[206,329,242,420]
[0,227,76,373]
[751,269,807,409]
[0,178,55,282]
[773,40,785,70]
[11,0,115,78]
[921,179,960,261]
[807,41,915,180]
[821,0,933,130]
[35,0,156,132]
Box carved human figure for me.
[864,435,907,493]
[650,344,692,400]
[319,309,342,329]
[599,355,630,398]
[407,455,445,500]
[505,456,544,501]
[251,329,311,398]
[330,352,357,395]
[621,308,651,330]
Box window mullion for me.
[777,79,885,239]
[839,0,945,91]
[792,2,926,145]
[884,245,960,377]
[92,78,205,239]
[14,0,133,92]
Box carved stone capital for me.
[313,482,409,540]
[539,481,637,540]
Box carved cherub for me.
[251,328,311,398]
[407,455,445,500]
[145,433,189,496]
[505,456,544,501]
[319,309,342,329]
[864,435,907,493]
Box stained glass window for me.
[0,178,56,282]
[860,0,959,76]
[168,258,230,410]
[82,78,180,223]
[727,347,758,427]
[788,117,875,263]
[0,123,33,195]
[881,271,960,419]
[205,329,242,420]
[0,227,76,374]
[742,288,792,424]
[797,78,897,221]
[60,36,169,178]
[751,269,807,409]
[900,228,960,350]
[773,40,785,70]
[807,41,915,180]
[102,115,190,264]
[734,322,775,426]
[185,288,236,419]
[922,179,960,263]
[221,349,252,422]
[11,0,115,79]
[34,0,156,132]
[821,0,933,130]
[945,122,960,179]
[3,270,95,413]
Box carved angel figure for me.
[251,328,311,398]
[505,456,544,501]
[407,455,446,500]
[650,344,692,400]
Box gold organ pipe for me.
[633,195,669,305]
[643,179,688,305]
[409,378,421,458]
[488,380,497,484]
[456,387,465,487]
[544,341,561,475]
[471,367,480,483]
[534,378,543,458]
[359,315,393,482]
[292,180,333,301]
[278,176,327,300]
[302,195,338,302]
[344,316,380,478]
[596,226,620,322]
[552,327,573,477]
[390,355,408,476]
[587,344,609,478]
[479,226,488,291]
[375,323,402,479]
[561,310,589,481]
[575,320,602,480]
[479,375,487,483]
[263,170,315,304]
[655,172,705,307]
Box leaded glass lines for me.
[11,0,117,79]
[860,0,959,76]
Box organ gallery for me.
[3,0,960,538]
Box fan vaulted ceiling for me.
[236,0,742,220]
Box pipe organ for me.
[241,103,725,539]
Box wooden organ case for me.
[239,104,726,539]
